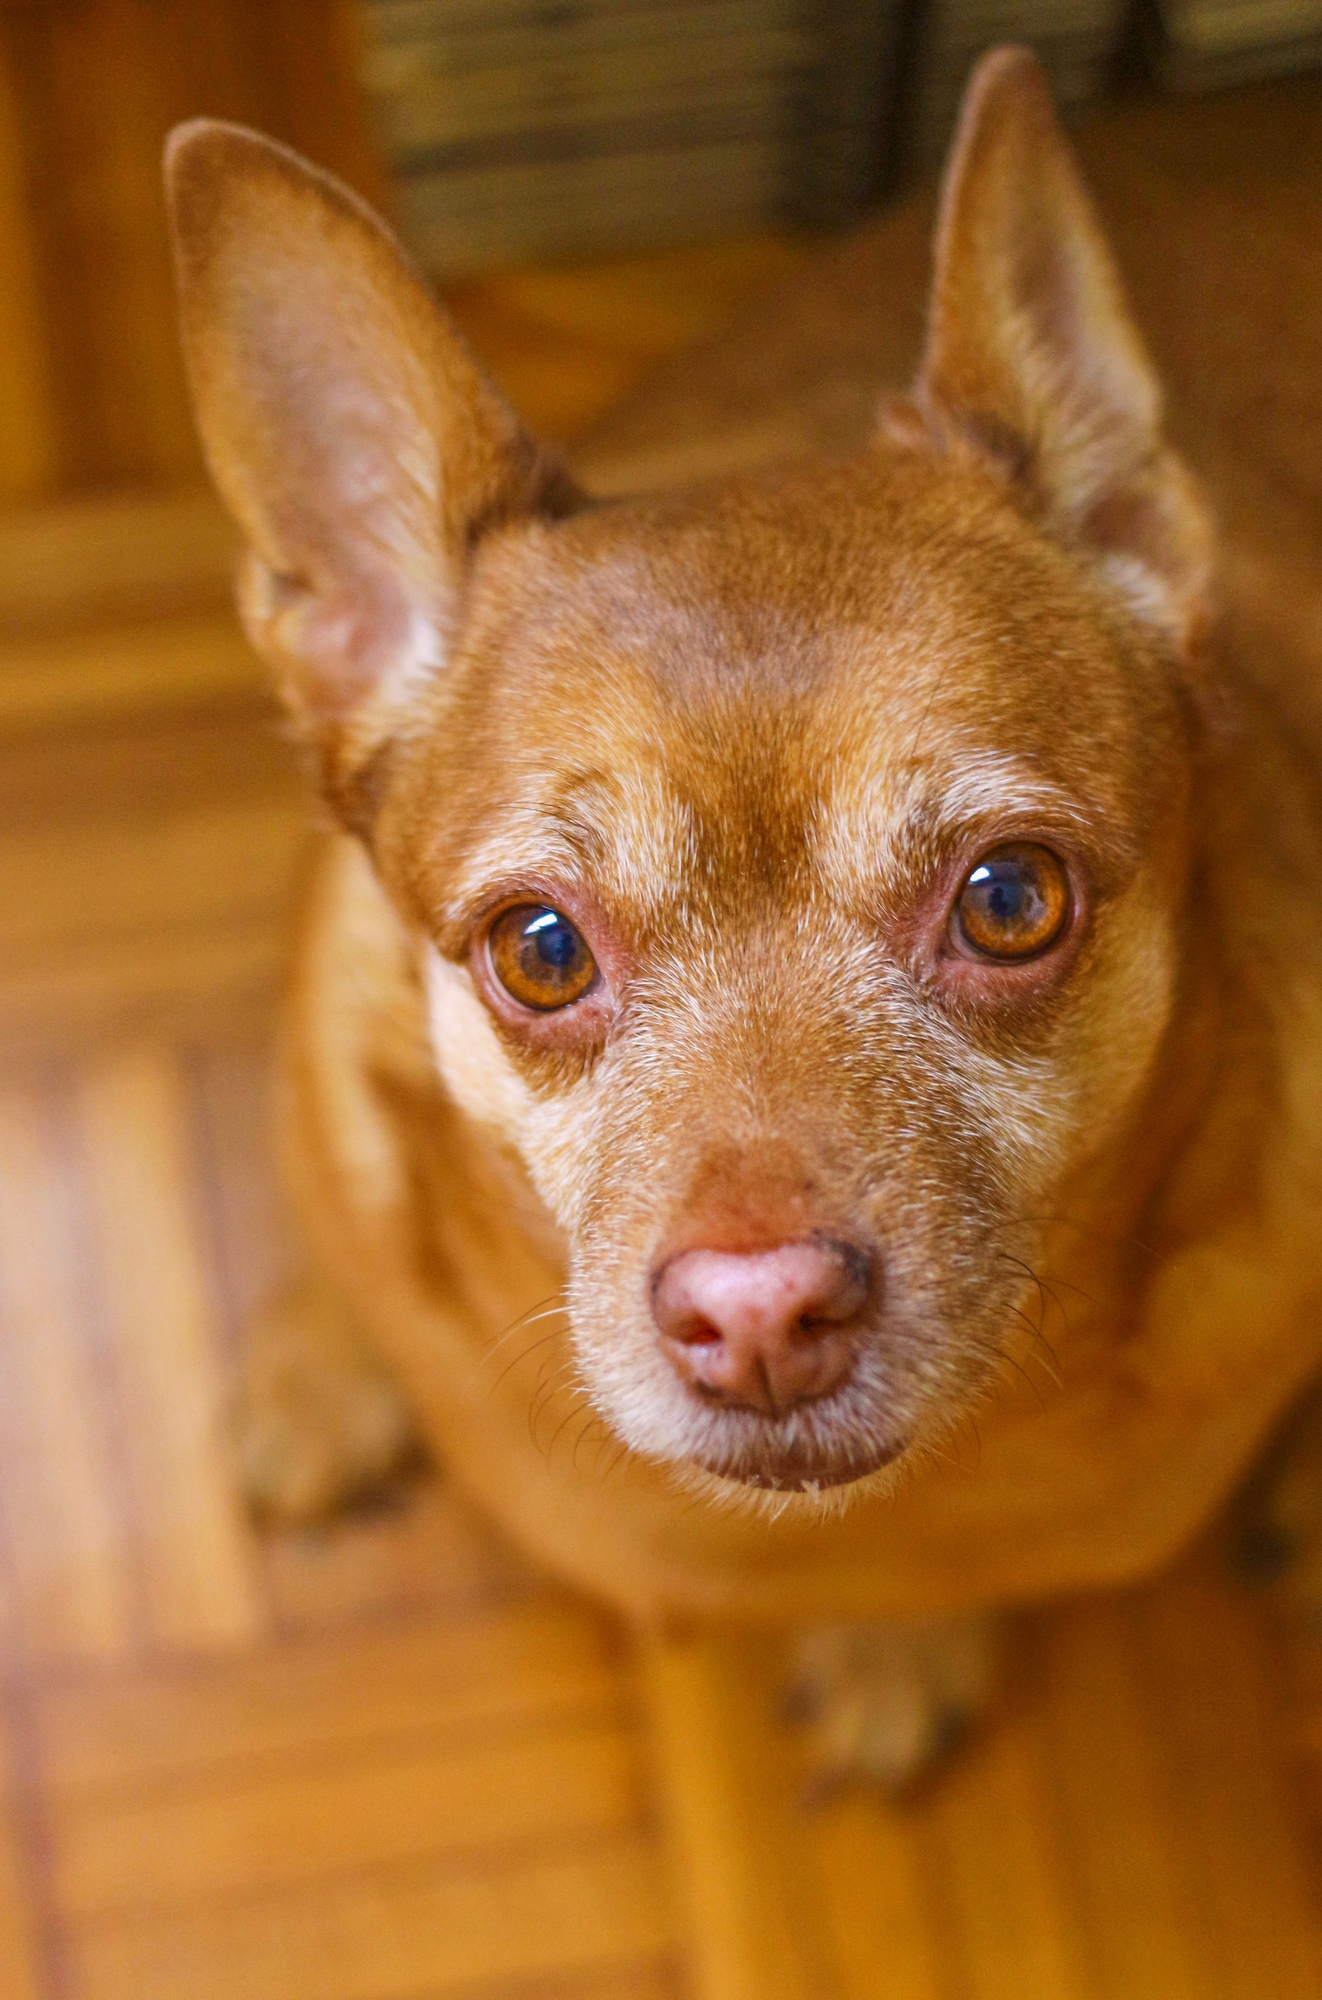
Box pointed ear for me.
[165,120,576,821]
[912,48,1213,661]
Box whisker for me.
[546,1392,593,1465]
[571,1412,606,1474]
[530,1357,586,1459]
[485,1324,566,1397]
[485,1293,562,1347]
[994,1255,1067,1381]
[999,1308,1059,1394]
[481,1295,568,1371]
[527,1362,562,1451]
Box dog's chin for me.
[688,1434,908,1495]
[668,1441,911,1521]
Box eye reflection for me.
[488,904,598,1011]
[954,844,1070,961]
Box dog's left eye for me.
[953,843,1070,961]
[488,904,598,1010]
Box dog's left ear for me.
[911,47,1213,661]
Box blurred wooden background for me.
[0,5,1321,1998]
[0,0,383,503]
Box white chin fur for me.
[665,1452,909,1523]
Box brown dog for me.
[165,51,1322,1781]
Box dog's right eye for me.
[488,905,598,1011]
[953,843,1070,961]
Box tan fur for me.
[166,53,1322,1636]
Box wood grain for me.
[0,0,384,503]
[0,1714,45,2000]
[70,1837,673,2000]
[74,1043,262,1651]
[0,1084,137,1663]
[643,1630,844,2000]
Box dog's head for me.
[167,50,1215,1500]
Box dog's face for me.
[381,456,1195,1494]
[167,52,1213,1497]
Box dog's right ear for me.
[165,122,574,821]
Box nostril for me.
[651,1237,872,1414]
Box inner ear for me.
[166,119,578,816]
[912,47,1213,661]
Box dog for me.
[165,49,1322,1783]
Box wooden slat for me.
[54,1715,642,1917]
[0,614,262,734]
[642,1630,835,2000]
[0,702,296,841]
[185,1035,295,1346]
[0,0,384,498]
[807,1794,944,2000]
[36,1600,621,1795]
[0,912,287,1055]
[1130,1573,1322,2000]
[74,1043,262,1651]
[22,0,204,489]
[259,1472,537,1635]
[0,489,235,639]
[0,1084,137,1663]
[489,1972,681,2000]
[68,1835,672,2000]
[444,236,808,443]
[1036,1599,1208,2000]
[916,1695,1091,2000]
[0,35,58,502]
[0,1713,46,2000]
[0,793,302,964]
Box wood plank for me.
[259,1474,537,1636]
[1035,1597,1208,2000]
[642,1630,836,2000]
[0,35,59,502]
[0,912,286,1056]
[0,613,262,734]
[74,1042,262,1651]
[1130,1572,1322,2000]
[68,1834,672,2000]
[0,701,295,834]
[479,1971,680,2000]
[183,1033,296,1353]
[0,793,305,962]
[0,490,235,639]
[27,0,203,488]
[0,1709,47,2000]
[37,1600,622,1795]
[806,1793,944,2000]
[444,236,808,443]
[54,1715,643,1916]
[915,1689,1091,2000]
[0,0,383,496]
[0,1084,137,1663]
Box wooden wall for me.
[0,0,385,507]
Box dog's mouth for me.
[686,1430,909,1494]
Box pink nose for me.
[652,1240,869,1416]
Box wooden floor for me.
[1,237,1322,2000]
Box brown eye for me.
[954,843,1070,961]
[488,904,598,1011]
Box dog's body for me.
[167,57,1322,1681]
